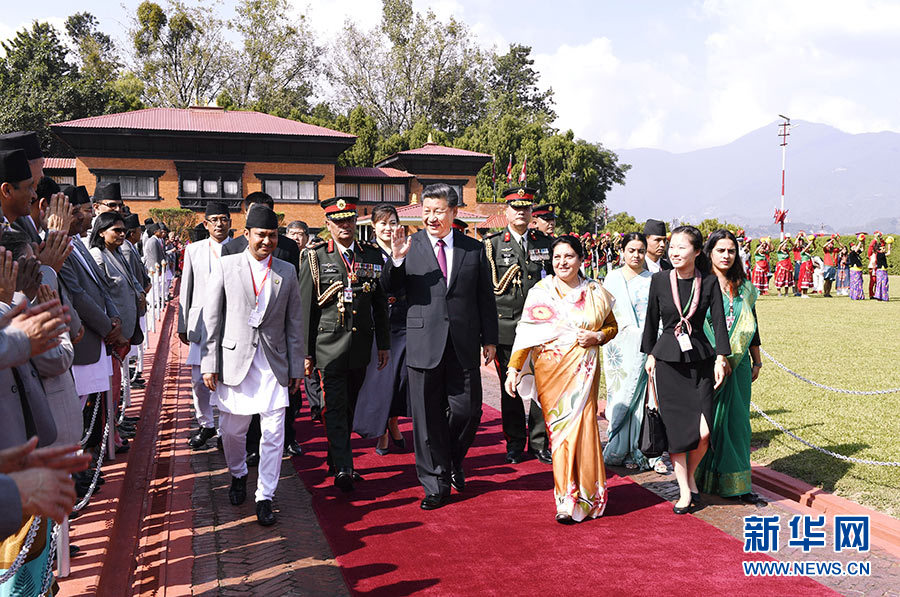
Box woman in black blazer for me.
[641,226,730,514]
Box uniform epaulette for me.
[528,229,548,241]
[482,230,502,240]
[358,240,379,252]
[307,240,326,251]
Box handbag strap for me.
[645,370,660,410]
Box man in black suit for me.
[222,192,301,464]
[382,183,498,510]
[644,218,673,272]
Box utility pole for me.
[776,115,791,240]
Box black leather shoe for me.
[123,415,140,423]
[505,450,527,464]
[285,440,303,457]
[691,492,703,505]
[738,492,766,505]
[420,494,449,510]
[391,435,406,450]
[115,442,130,454]
[555,513,576,525]
[334,469,354,492]
[450,470,465,492]
[229,475,247,505]
[531,449,552,464]
[69,544,81,557]
[189,427,217,450]
[310,408,322,423]
[352,471,364,482]
[246,452,260,467]
[256,500,276,526]
[130,379,146,389]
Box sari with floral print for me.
[511,276,614,521]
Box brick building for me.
[50,107,502,231]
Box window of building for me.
[175,162,244,210]
[333,181,407,203]
[91,169,164,201]
[416,179,467,206]
[49,175,75,187]
[255,174,322,203]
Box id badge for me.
[248,309,263,328]
[725,315,735,330]
[343,286,354,303]
[676,331,693,352]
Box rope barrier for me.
[74,416,112,513]
[38,523,60,596]
[760,348,900,395]
[750,401,900,467]
[0,517,42,585]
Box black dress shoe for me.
[189,427,217,450]
[691,492,703,505]
[738,492,766,505]
[450,470,465,492]
[256,500,276,526]
[285,440,303,457]
[505,450,527,464]
[115,443,130,454]
[69,544,81,557]
[531,449,552,464]
[352,471,364,482]
[334,470,354,492]
[130,379,146,389]
[391,435,406,450]
[229,475,247,505]
[420,494,449,510]
[119,421,136,432]
[310,409,322,422]
[123,415,140,423]
[246,452,260,467]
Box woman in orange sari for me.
[505,236,618,524]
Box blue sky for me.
[3,0,900,152]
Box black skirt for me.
[654,358,715,453]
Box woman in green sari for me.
[695,229,764,504]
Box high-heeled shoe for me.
[375,445,389,456]
[391,434,406,450]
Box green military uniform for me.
[485,187,555,461]
[298,197,389,489]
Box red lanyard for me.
[670,269,701,336]
[250,256,272,304]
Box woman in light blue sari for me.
[602,233,667,473]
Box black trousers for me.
[305,369,323,414]
[494,344,547,453]
[408,337,482,496]
[246,387,302,453]
[321,367,367,471]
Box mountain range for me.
[605,120,900,234]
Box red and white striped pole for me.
[778,114,791,240]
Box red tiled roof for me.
[335,166,414,179]
[480,212,508,228]
[396,143,491,157]
[43,157,76,169]
[358,203,487,224]
[52,107,355,138]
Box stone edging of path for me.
[751,461,900,557]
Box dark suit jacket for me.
[641,271,730,363]
[223,234,300,273]
[382,230,498,370]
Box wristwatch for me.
[752,362,763,368]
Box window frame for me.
[415,178,468,206]
[254,173,324,204]
[175,161,245,211]
[332,180,409,204]
[89,168,165,201]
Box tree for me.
[131,0,233,107]
[221,0,321,116]
[329,0,489,135]
[603,212,640,234]
[66,12,120,83]
[487,44,555,122]
[0,20,137,156]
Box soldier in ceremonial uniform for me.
[531,204,556,236]
[298,197,390,492]
[484,187,554,464]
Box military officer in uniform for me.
[484,187,554,465]
[531,204,557,236]
[298,196,390,492]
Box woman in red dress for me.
[751,237,771,294]
[773,236,794,296]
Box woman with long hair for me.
[797,234,816,298]
[773,236,794,297]
[601,232,667,474]
[505,235,617,523]
[694,230,764,504]
[641,226,730,515]
[353,204,408,454]
[835,245,850,296]
[873,239,892,301]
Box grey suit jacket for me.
[201,252,305,387]
[12,215,42,243]
[26,268,82,446]
[143,235,165,271]
[0,474,22,541]
[178,238,228,343]
[0,325,30,370]
[91,246,140,340]
[0,302,57,450]
[58,238,120,366]
[122,239,151,290]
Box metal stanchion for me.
[106,384,116,461]
[122,358,131,410]
[57,518,70,578]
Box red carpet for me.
[292,406,833,596]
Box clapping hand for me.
[0,437,91,475]
[16,255,42,299]
[0,247,18,304]
[44,193,74,233]
[390,226,411,260]
[10,298,70,356]
[35,230,73,272]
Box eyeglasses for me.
[100,202,124,209]
[206,216,231,224]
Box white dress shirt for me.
[508,227,526,254]
[645,255,662,273]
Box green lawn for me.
[750,276,900,517]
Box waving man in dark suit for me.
[382,183,498,510]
